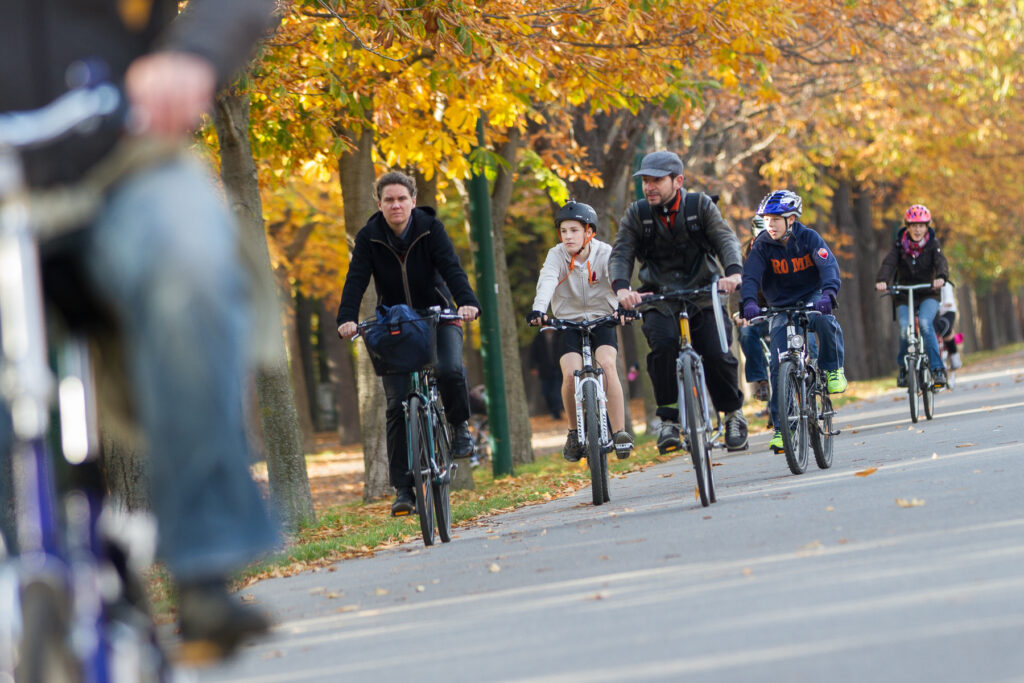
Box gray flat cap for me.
[632,150,684,178]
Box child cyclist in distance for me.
[740,190,848,454]
[527,201,633,461]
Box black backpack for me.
[637,191,718,258]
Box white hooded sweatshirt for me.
[531,238,618,321]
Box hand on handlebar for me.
[717,273,742,294]
[875,281,888,292]
[616,288,644,310]
[458,305,480,321]
[338,321,358,339]
[526,310,547,326]
[742,300,762,320]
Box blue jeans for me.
[768,313,844,429]
[1,158,278,580]
[897,299,942,371]
[738,321,770,383]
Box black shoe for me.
[177,580,270,663]
[932,368,947,387]
[897,368,907,387]
[724,410,749,451]
[563,429,584,462]
[451,422,474,458]
[613,430,634,459]
[755,380,770,402]
[391,487,416,517]
[656,422,682,454]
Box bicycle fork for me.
[573,372,609,451]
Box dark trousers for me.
[382,322,469,489]
[539,375,563,419]
[642,306,743,421]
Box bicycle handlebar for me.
[884,283,936,294]
[747,302,822,325]
[352,306,463,339]
[539,313,625,332]
[0,84,121,151]
[633,276,728,354]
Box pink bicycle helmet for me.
[904,204,932,224]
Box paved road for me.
[198,361,1024,683]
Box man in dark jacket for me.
[610,150,749,453]
[0,0,280,659]
[338,171,480,517]
[874,204,950,386]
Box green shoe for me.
[768,429,785,453]
[826,368,848,394]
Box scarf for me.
[901,229,929,259]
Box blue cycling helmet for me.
[756,190,803,218]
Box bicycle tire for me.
[431,403,453,544]
[582,382,606,506]
[408,396,435,546]
[810,389,834,470]
[681,358,711,506]
[778,360,809,475]
[921,366,935,420]
[15,579,80,683]
[907,357,920,424]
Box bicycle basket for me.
[362,304,438,376]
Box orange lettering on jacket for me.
[790,254,813,272]
[770,258,789,274]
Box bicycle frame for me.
[402,367,449,487]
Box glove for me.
[526,310,545,326]
[742,300,761,320]
[814,291,835,315]
[751,215,766,235]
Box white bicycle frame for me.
[574,337,609,452]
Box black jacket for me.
[1,0,277,187]
[336,207,481,325]
[875,227,950,305]
[609,190,742,308]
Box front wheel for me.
[681,358,712,506]
[921,366,935,420]
[810,390,834,470]
[408,397,435,546]
[431,404,454,543]
[582,382,607,506]
[907,357,920,424]
[778,361,809,475]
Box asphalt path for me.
[197,359,1024,683]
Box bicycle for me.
[752,304,838,475]
[634,278,729,507]
[357,307,463,546]
[0,84,175,681]
[540,313,625,507]
[884,283,939,423]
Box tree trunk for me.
[852,185,894,378]
[295,291,320,430]
[212,89,314,532]
[320,299,360,442]
[101,434,149,512]
[830,179,867,379]
[336,119,390,501]
[490,129,534,465]
[284,290,315,451]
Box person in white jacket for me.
[527,201,633,461]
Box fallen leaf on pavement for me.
[326,592,342,599]
[489,563,501,573]
[956,443,976,448]
[240,594,255,603]
[336,604,359,613]
[659,473,673,478]
[896,498,925,507]
[855,467,877,477]
[932,453,938,459]
[375,588,389,596]
[415,585,425,593]
[825,506,834,512]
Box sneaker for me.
[768,429,785,453]
[563,429,584,462]
[932,367,947,387]
[391,487,416,517]
[451,421,474,458]
[724,410,749,451]
[755,380,770,402]
[950,352,962,370]
[826,368,848,394]
[178,579,270,663]
[897,367,907,388]
[656,422,682,454]
[613,430,634,459]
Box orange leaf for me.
[855,467,877,477]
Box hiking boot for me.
[451,421,474,458]
[563,429,584,462]
[177,579,270,663]
[950,352,962,370]
[755,380,770,402]
[932,367,948,387]
[391,487,416,517]
[656,422,682,454]
[724,410,749,451]
[768,429,785,453]
[613,430,634,459]
[826,368,848,394]
[897,367,907,388]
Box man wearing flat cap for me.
[610,150,749,453]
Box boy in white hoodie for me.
[527,201,633,461]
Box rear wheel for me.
[921,366,935,420]
[408,397,435,546]
[681,359,711,506]
[907,357,920,424]
[778,361,808,475]
[431,404,453,543]
[810,389,834,470]
[583,382,606,506]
